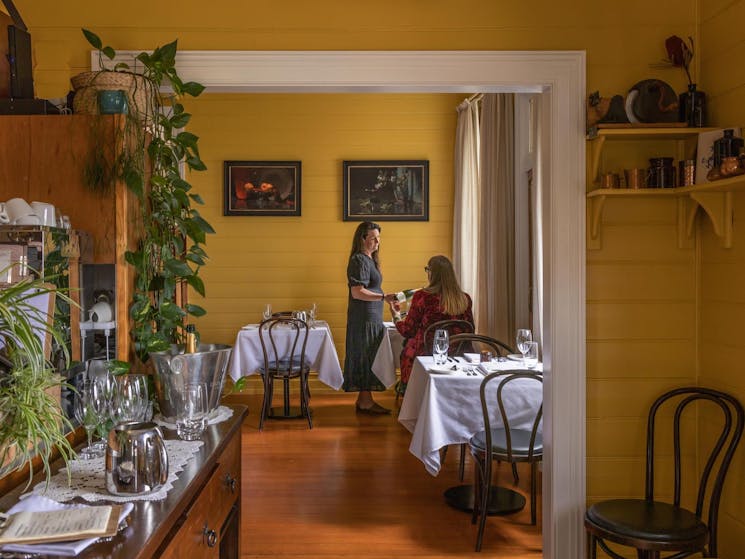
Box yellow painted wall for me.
[698,1,745,553]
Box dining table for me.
[398,355,543,515]
[370,321,404,388]
[229,320,344,390]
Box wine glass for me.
[432,329,450,365]
[262,303,272,321]
[114,374,146,423]
[74,380,106,459]
[516,328,533,366]
[87,359,116,451]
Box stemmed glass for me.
[114,374,148,423]
[262,303,272,321]
[87,360,116,452]
[516,328,533,366]
[74,380,107,459]
[432,329,450,365]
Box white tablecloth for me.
[398,356,543,476]
[370,322,404,388]
[229,321,344,390]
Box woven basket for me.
[71,71,150,119]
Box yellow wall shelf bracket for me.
[687,191,734,248]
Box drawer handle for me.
[203,525,218,548]
[224,473,237,494]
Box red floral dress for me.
[394,290,474,383]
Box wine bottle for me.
[395,288,421,303]
[185,324,198,354]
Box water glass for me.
[516,328,533,362]
[262,303,272,321]
[175,383,208,441]
[432,329,449,366]
[524,341,539,369]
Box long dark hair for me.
[425,255,468,315]
[349,221,381,268]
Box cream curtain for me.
[452,98,481,305]
[476,93,515,344]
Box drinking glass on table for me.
[432,329,449,366]
[174,383,209,441]
[114,374,147,423]
[516,328,533,365]
[309,302,317,326]
[262,303,272,321]
[524,341,539,369]
[74,380,106,459]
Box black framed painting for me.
[224,160,301,216]
[342,160,429,221]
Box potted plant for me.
[74,29,214,366]
[0,275,76,488]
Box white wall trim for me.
[100,50,586,557]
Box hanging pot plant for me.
[77,29,214,365]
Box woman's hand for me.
[383,293,398,303]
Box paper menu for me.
[0,503,121,545]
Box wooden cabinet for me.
[0,115,140,360]
[586,127,745,249]
[0,405,247,559]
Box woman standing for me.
[389,255,474,387]
[344,221,394,414]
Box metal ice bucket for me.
[149,344,233,422]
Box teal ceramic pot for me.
[98,89,129,114]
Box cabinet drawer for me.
[159,433,241,559]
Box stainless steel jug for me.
[106,421,168,496]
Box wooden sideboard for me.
[0,404,247,559]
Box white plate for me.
[428,364,457,374]
[507,354,523,362]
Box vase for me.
[678,83,706,128]
[97,89,129,114]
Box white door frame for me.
[108,50,587,557]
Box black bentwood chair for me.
[469,371,543,552]
[444,333,516,482]
[585,387,744,559]
[257,317,312,431]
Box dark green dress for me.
[343,253,386,392]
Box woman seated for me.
[388,255,474,390]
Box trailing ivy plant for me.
[80,30,214,363]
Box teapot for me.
[106,421,168,496]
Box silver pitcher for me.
[106,421,168,496]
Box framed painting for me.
[342,160,429,221]
[224,161,301,216]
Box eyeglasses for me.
[424,266,431,273]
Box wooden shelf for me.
[587,175,745,249]
[586,127,717,188]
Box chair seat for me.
[259,357,309,377]
[586,499,709,547]
[470,427,543,457]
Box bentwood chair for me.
[257,317,312,431]
[422,319,475,356]
[585,386,744,559]
[469,371,543,551]
[444,333,516,482]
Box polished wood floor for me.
[225,378,543,558]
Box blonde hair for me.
[425,255,468,315]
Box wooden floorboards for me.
[225,378,543,558]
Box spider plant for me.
[0,274,76,488]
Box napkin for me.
[0,495,133,557]
[463,353,481,363]
[241,324,259,330]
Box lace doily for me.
[30,439,203,503]
[153,404,234,431]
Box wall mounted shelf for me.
[587,174,745,249]
[586,127,717,187]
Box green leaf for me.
[186,156,207,171]
[113,62,130,71]
[185,253,206,266]
[107,360,131,376]
[164,259,192,277]
[146,337,171,354]
[186,303,207,317]
[82,29,102,50]
[182,82,206,97]
[186,274,206,297]
[170,113,190,129]
[159,41,178,67]
[176,131,199,148]
[189,193,204,204]
[102,46,116,60]
[192,215,215,234]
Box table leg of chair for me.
[530,461,537,525]
[283,377,291,416]
[458,444,466,482]
[586,531,595,559]
[512,462,519,485]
